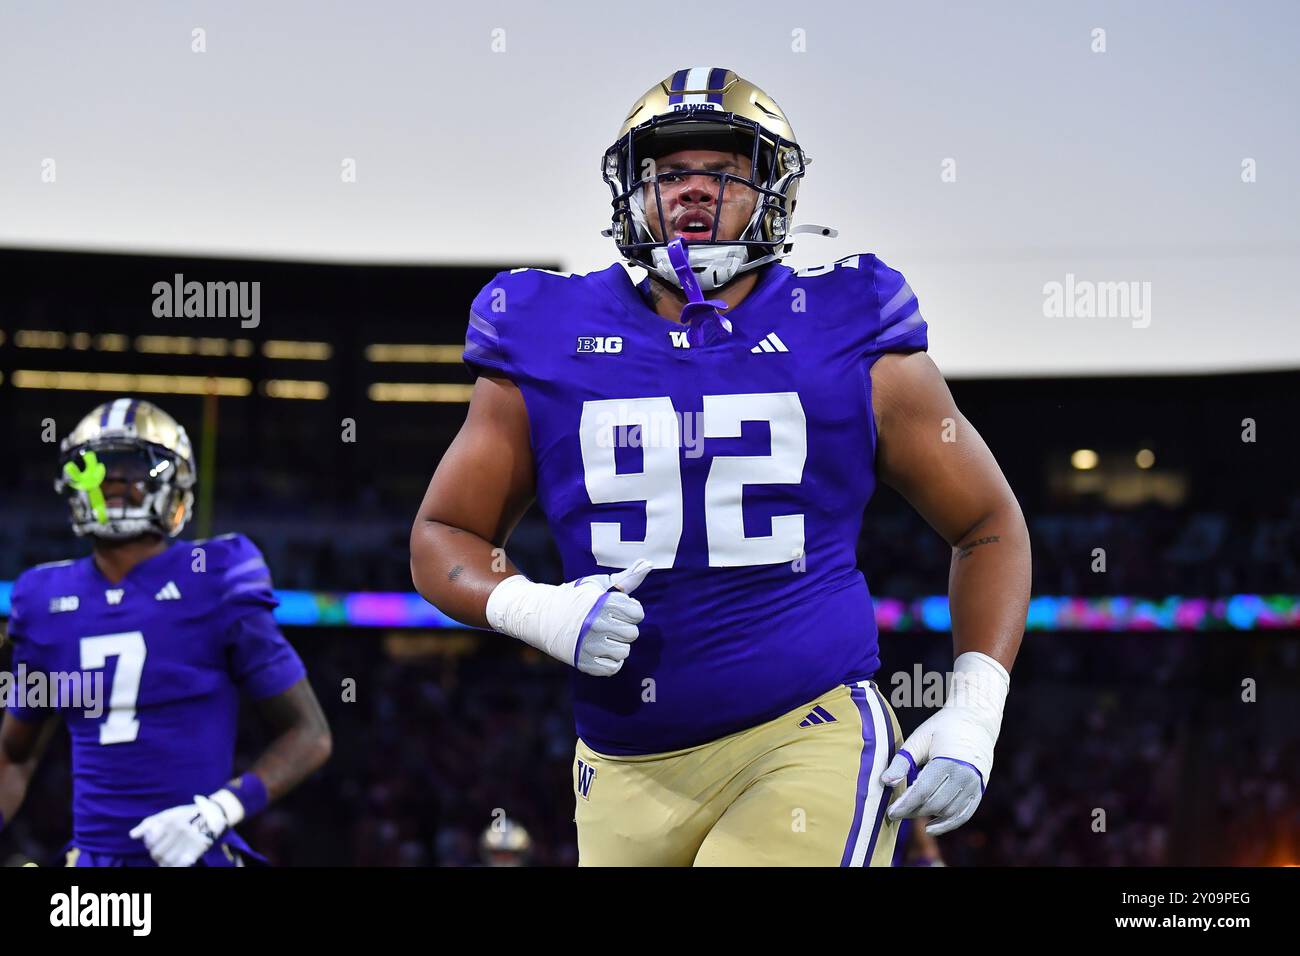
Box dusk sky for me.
[3,1,1296,375]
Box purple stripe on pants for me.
[840,683,877,866]
[863,683,898,865]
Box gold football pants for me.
[574,680,904,866]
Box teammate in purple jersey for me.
[411,68,1031,865]
[0,399,331,867]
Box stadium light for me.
[263,340,333,360]
[365,343,464,363]
[261,379,330,400]
[1071,449,1100,471]
[368,382,474,403]
[135,335,255,357]
[14,329,67,349]
[11,369,253,396]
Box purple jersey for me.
[464,255,928,755]
[4,533,305,857]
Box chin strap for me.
[665,239,734,347]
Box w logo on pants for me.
[576,759,597,800]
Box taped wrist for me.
[486,574,593,664]
[942,652,1010,782]
[949,651,1009,721]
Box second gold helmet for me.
[54,398,196,540]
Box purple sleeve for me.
[5,580,25,641]
[869,257,928,354]
[3,577,48,724]
[4,636,49,724]
[226,606,306,700]
[463,273,515,379]
[208,534,279,639]
[464,310,511,378]
[212,535,305,699]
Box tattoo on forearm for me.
[955,535,1000,560]
[447,564,464,582]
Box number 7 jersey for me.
[464,255,928,756]
[3,534,305,857]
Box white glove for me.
[881,651,1009,835]
[486,560,652,676]
[129,789,246,867]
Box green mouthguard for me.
[64,451,109,524]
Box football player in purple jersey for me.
[411,68,1030,865]
[0,398,331,866]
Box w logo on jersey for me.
[104,589,125,605]
[668,330,690,349]
[576,758,597,800]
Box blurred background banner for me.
[1,1,1298,867]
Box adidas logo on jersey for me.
[751,332,789,353]
[49,595,80,613]
[154,581,183,601]
[798,706,837,727]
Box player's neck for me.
[643,268,761,324]
[92,534,169,584]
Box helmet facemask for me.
[56,440,194,541]
[603,110,808,292]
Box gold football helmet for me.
[603,67,825,291]
[54,398,196,540]
[478,817,533,867]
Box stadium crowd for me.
[5,629,1298,867]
